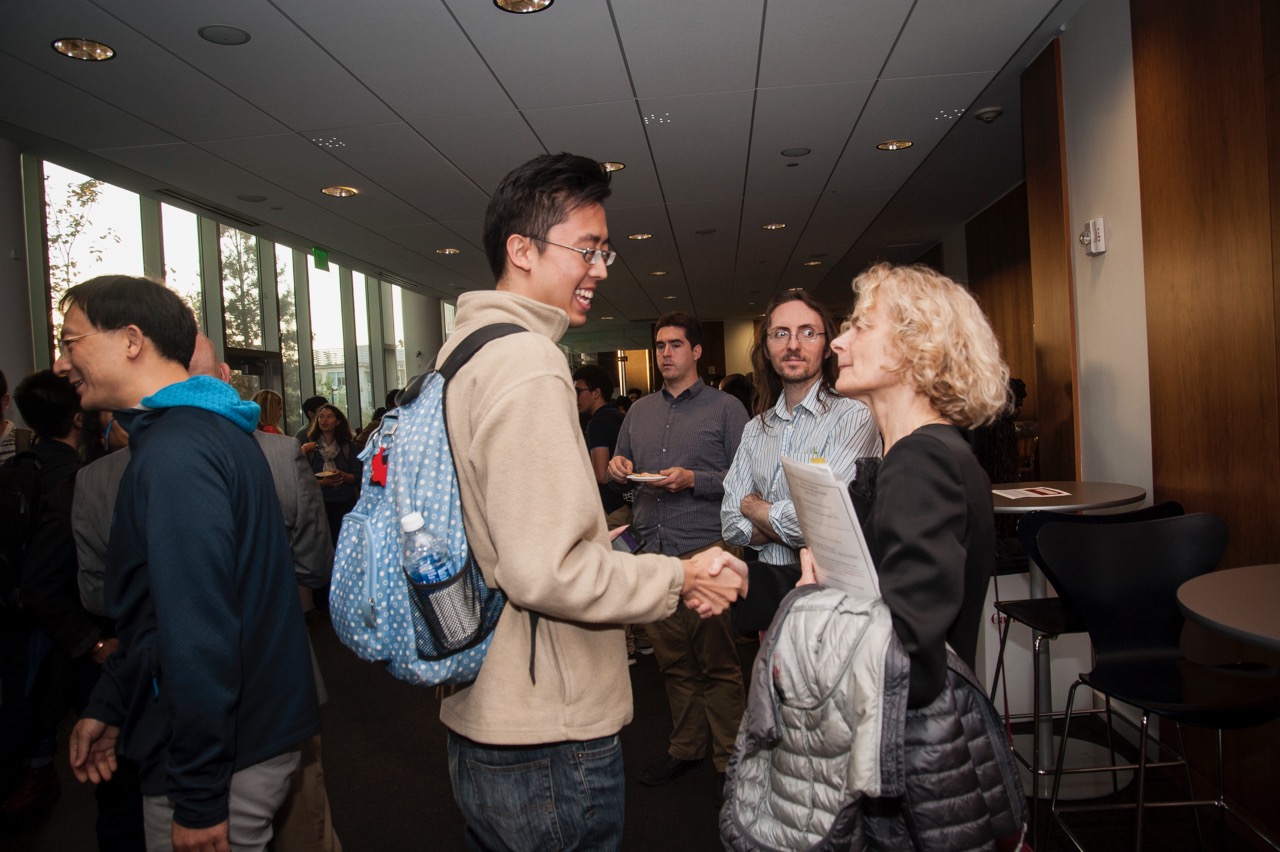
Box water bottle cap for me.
[400,511,425,533]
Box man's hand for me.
[680,548,748,616]
[173,820,230,852]
[69,717,119,784]
[657,466,694,492]
[740,492,780,544]
[89,637,120,666]
[607,455,634,484]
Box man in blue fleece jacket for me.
[55,275,319,852]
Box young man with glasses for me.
[720,291,881,626]
[437,152,747,851]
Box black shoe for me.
[638,754,701,786]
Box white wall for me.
[400,289,442,378]
[723,319,756,376]
[1061,0,1154,496]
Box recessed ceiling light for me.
[780,148,811,158]
[663,295,678,300]
[601,161,625,172]
[51,38,115,61]
[321,185,359,198]
[802,261,822,267]
[786,163,799,168]
[788,287,805,292]
[237,194,267,203]
[599,315,615,320]
[695,228,716,236]
[436,248,461,255]
[198,25,251,46]
[628,233,652,240]
[311,137,346,149]
[876,140,914,151]
[494,0,553,11]
[762,223,786,230]
[649,271,667,277]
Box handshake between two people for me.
[679,548,748,617]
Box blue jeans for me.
[447,731,625,851]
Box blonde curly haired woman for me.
[802,262,1010,708]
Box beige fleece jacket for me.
[438,290,684,744]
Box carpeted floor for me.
[3,611,1265,850]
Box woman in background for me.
[301,403,361,545]
[252,389,284,435]
[807,262,1009,707]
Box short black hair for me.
[14,370,80,440]
[302,395,328,417]
[0,369,8,399]
[59,275,197,369]
[385,389,402,409]
[654,312,704,349]
[572,364,615,399]
[482,153,612,281]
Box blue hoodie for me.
[85,377,318,829]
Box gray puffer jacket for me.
[721,585,1027,851]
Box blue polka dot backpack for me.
[330,324,524,686]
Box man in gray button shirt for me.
[608,312,749,792]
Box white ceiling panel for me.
[523,101,663,208]
[884,0,1062,78]
[302,122,490,222]
[0,57,178,151]
[272,0,514,121]
[409,112,545,194]
[746,81,874,198]
[446,1,633,111]
[758,0,913,87]
[611,0,764,98]
[829,71,995,193]
[640,91,755,205]
[99,0,399,131]
[0,1,287,142]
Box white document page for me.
[781,456,880,603]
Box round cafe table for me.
[990,480,1147,799]
[1178,563,1280,653]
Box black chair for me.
[988,502,1185,819]
[1037,513,1280,851]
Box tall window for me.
[219,225,263,350]
[43,161,144,328]
[277,246,302,435]
[309,262,346,413]
[353,275,374,427]
[161,204,203,330]
[391,287,407,390]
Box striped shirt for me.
[721,380,881,565]
[615,380,748,557]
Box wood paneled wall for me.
[1130,0,1280,833]
[1021,40,1080,481]
[966,184,1036,420]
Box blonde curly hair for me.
[850,263,1010,428]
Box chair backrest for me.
[1034,513,1227,659]
[1016,501,1184,598]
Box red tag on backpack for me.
[370,447,388,487]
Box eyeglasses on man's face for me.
[56,329,113,354]
[766,326,827,345]
[531,236,617,267]
[574,385,593,395]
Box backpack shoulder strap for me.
[436,323,527,382]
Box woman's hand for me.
[797,547,819,587]
[301,441,317,455]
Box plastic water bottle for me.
[400,512,448,583]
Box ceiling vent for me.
[154,188,263,230]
